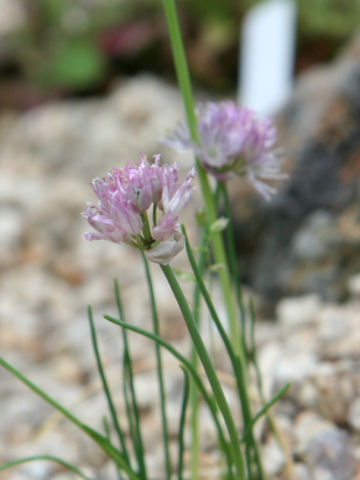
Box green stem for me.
[103,417,124,480]
[141,212,153,245]
[177,368,190,480]
[189,373,199,480]
[190,225,209,480]
[152,204,158,227]
[88,307,130,466]
[199,176,241,358]
[181,224,262,478]
[160,265,246,480]
[141,253,172,479]
[161,0,198,141]
[219,182,247,361]
[250,383,290,427]
[123,352,147,480]
[161,0,241,357]
[114,281,148,480]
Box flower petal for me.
[145,231,185,265]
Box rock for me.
[316,302,360,358]
[231,30,360,308]
[276,294,322,328]
[309,364,356,423]
[348,398,360,431]
[0,206,23,247]
[295,412,356,480]
[347,273,360,296]
[306,429,355,480]
[275,351,318,385]
[0,0,25,37]
[317,305,350,342]
[53,354,87,384]
[294,462,311,480]
[262,436,285,476]
[294,412,334,453]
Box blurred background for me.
[0,0,359,109]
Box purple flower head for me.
[164,100,285,200]
[82,155,195,264]
[121,154,163,213]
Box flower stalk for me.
[161,0,243,359]
[160,264,246,480]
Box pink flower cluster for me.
[164,100,284,200]
[82,155,195,264]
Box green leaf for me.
[88,306,130,465]
[0,356,140,480]
[251,383,291,428]
[43,0,70,23]
[103,313,230,462]
[209,217,229,235]
[81,426,133,474]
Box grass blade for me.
[114,280,148,480]
[251,384,291,427]
[103,314,232,474]
[141,253,172,479]
[177,367,190,480]
[0,356,140,480]
[0,455,94,480]
[181,225,263,479]
[88,306,130,466]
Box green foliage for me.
[298,0,360,38]
[41,0,70,23]
[184,0,240,20]
[241,0,360,39]
[4,0,360,98]
[40,40,106,89]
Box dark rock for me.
[305,429,355,480]
[231,31,360,308]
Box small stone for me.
[275,351,318,384]
[318,305,349,342]
[347,273,360,296]
[348,398,360,431]
[53,354,86,384]
[291,211,338,262]
[276,294,322,328]
[298,381,319,410]
[262,436,285,475]
[294,411,334,454]
[0,206,22,248]
[313,468,335,480]
[310,366,355,423]
[49,255,86,285]
[306,429,355,480]
[0,0,25,36]
[294,462,311,480]
[295,412,356,480]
